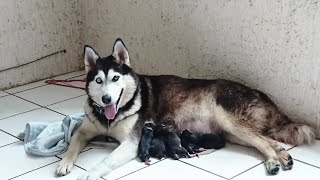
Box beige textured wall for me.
[82,0,320,124]
[0,0,83,89]
[0,0,319,124]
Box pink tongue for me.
[104,104,117,120]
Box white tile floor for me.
[0,70,319,179]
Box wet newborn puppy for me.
[138,123,167,164]
[138,123,154,164]
[198,133,226,149]
[180,130,226,154]
[155,124,190,160]
[149,126,166,159]
[180,130,202,154]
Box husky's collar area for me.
[88,98,115,126]
[91,101,104,115]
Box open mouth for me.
[104,89,123,120]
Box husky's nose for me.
[102,95,112,104]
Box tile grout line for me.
[0,94,10,98]
[55,148,93,161]
[9,93,46,107]
[116,158,167,180]
[3,72,86,95]
[80,148,93,153]
[45,94,87,107]
[62,72,86,80]
[228,162,263,179]
[74,164,87,171]
[8,149,90,180]
[7,94,59,124]
[178,160,229,180]
[0,107,42,121]
[0,72,87,179]
[43,107,67,116]
[0,140,20,148]
[9,88,86,108]
[0,107,65,140]
[287,145,297,151]
[6,84,49,94]
[55,155,62,160]
[0,129,24,141]
[0,73,86,121]
[8,160,61,180]
[5,91,85,119]
[43,94,87,116]
[293,158,320,169]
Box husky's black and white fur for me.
[56,39,318,179]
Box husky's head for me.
[84,39,137,120]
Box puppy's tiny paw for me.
[56,158,74,176]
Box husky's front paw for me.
[77,171,100,180]
[278,150,293,170]
[265,159,281,175]
[56,158,74,176]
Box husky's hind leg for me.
[215,107,281,175]
[227,133,293,170]
[229,129,280,174]
[235,134,295,171]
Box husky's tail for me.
[268,115,316,145]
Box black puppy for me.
[180,130,226,154]
[198,133,226,149]
[155,124,191,160]
[138,123,195,163]
[138,123,167,164]
[180,130,202,154]
[149,138,166,159]
[138,123,154,164]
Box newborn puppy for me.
[155,124,190,160]
[198,133,226,149]
[149,137,166,159]
[138,123,154,164]
[180,130,226,154]
[180,130,202,154]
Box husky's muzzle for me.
[102,89,123,120]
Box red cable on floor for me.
[45,78,86,91]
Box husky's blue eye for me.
[112,76,119,82]
[96,77,103,84]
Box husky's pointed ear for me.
[84,45,99,72]
[112,38,130,66]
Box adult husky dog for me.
[56,38,316,179]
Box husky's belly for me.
[148,75,222,133]
[176,118,220,133]
[170,100,221,134]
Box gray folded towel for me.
[18,114,84,156]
